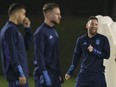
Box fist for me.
[65,73,71,80]
[23,17,31,28]
[87,45,93,52]
[19,76,26,85]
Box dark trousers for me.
[75,72,107,87]
[34,68,61,87]
[8,80,29,87]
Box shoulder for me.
[2,23,18,34]
[34,23,47,36]
[97,33,108,40]
[75,34,87,44]
[96,33,109,43]
[78,34,87,40]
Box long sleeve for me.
[67,38,82,75]
[93,37,110,59]
[34,30,46,72]
[24,28,33,50]
[5,28,25,77]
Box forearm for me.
[93,48,110,59]
[24,28,33,50]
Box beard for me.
[89,27,97,35]
[51,19,60,25]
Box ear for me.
[45,12,51,19]
[12,12,18,20]
[15,11,20,18]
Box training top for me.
[67,33,110,75]
[33,23,60,76]
[0,21,32,81]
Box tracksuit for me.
[0,21,32,87]
[67,33,110,87]
[33,23,63,87]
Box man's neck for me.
[44,20,54,27]
[88,33,97,38]
[9,16,18,25]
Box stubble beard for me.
[51,19,60,25]
[90,28,97,35]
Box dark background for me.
[0,0,116,18]
[0,0,116,76]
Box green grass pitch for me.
[0,76,76,87]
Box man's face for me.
[46,8,61,24]
[16,9,26,24]
[86,19,98,35]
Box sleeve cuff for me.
[67,65,74,76]
[93,48,101,55]
[17,65,25,77]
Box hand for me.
[19,76,26,85]
[23,17,31,28]
[87,45,93,52]
[65,73,71,80]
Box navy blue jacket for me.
[33,23,60,76]
[67,33,110,75]
[0,21,32,81]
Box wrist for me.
[17,65,25,77]
[67,65,74,76]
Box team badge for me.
[96,39,100,45]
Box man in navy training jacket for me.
[65,16,110,87]
[0,3,32,87]
[33,3,63,87]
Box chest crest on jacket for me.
[96,38,100,45]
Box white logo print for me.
[83,42,87,45]
[49,35,53,39]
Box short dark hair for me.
[88,16,98,22]
[8,3,25,15]
[43,3,60,13]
